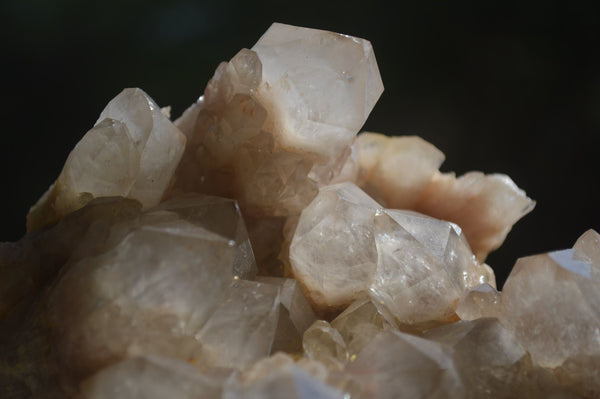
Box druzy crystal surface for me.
[1,22,598,398]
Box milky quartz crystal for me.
[170,22,383,220]
[27,88,186,232]
[2,22,598,399]
[289,181,494,324]
[501,229,600,369]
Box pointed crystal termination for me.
[9,21,595,399]
[171,22,383,221]
[252,23,384,160]
[44,194,258,383]
[423,318,568,398]
[455,283,501,321]
[289,182,494,323]
[346,330,464,399]
[501,229,600,369]
[27,88,186,232]
[289,183,380,313]
[194,280,281,369]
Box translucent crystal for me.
[423,318,566,399]
[49,219,235,379]
[4,21,588,399]
[302,320,347,365]
[555,354,600,398]
[573,229,600,267]
[81,356,228,399]
[40,194,256,384]
[354,132,535,261]
[252,23,383,159]
[194,279,280,369]
[371,208,493,326]
[501,230,600,368]
[258,277,317,354]
[289,183,381,312]
[330,299,388,359]
[171,23,382,221]
[1,197,141,318]
[27,88,186,231]
[346,330,463,399]
[151,194,257,280]
[455,283,501,320]
[290,182,492,324]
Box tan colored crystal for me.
[455,283,501,320]
[346,330,463,399]
[501,230,600,368]
[423,318,568,399]
[43,194,256,383]
[256,277,316,354]
[171,23,383,221]
[302,321,347,366]
[290,182,492,324]
[354,132,534,261]
[194,279,280,369]
[330,299,388,359]
[6,21,590,399]
[252,23,383,159]
[371,208,493,326]
[289,183,380,312]
[27,88,186,232]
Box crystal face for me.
[289,182,493,324]
[2,22,597,399]
[252,23,384,159]
[26,88,187,232]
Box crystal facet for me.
[4,22,589,399]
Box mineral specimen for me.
[27,88,187,232]
[1,22,598,399]
[289,181,494,324]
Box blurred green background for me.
[2,0,599,287]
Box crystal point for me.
[5,22,589,399]
[252,23,383,159]
[27,88,186,231]
[501,230,600,368]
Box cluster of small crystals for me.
[1,23,599,399]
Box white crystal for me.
[290,182,492,324]
[27,88,186,231]
[501,230,600,368]
[252,23,383,159]
[346,330,463,398]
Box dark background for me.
[2,1,599,288]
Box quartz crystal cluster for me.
[1,22,598,398]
